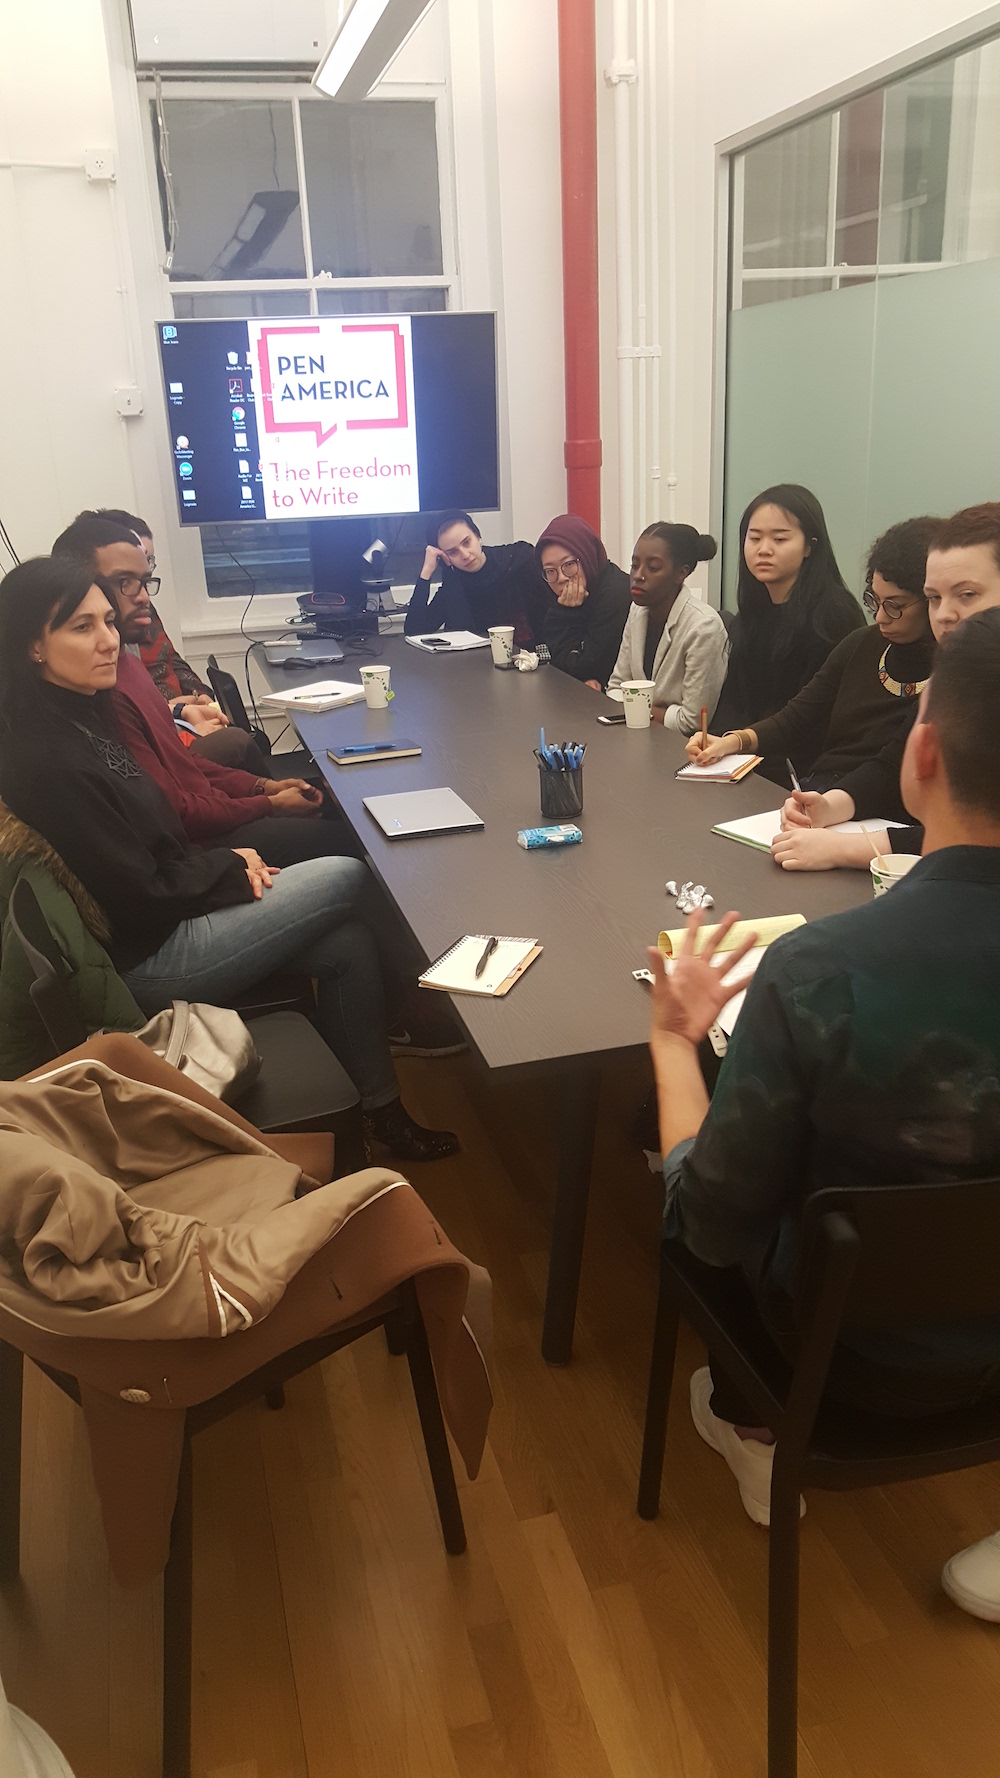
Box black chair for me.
[7,877,366,1172]
[0,1274,465,1778]
[206,654,321,782]
[637,1180,1000,1778]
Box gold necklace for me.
[878,645,929,699]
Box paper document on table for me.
[676,753,762,782]
[260,679,364,713]
[405,632,492,652]
[712,809,907,853]
[419,935,541,997]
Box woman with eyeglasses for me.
[687,517,939,818]
[536,514,631,690]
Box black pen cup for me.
[535,753,584,819]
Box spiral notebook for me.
[419,935,542,997]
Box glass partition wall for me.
[723,36,1000,605]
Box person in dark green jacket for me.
[537,513,631,690]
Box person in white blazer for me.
[608,523,729,734]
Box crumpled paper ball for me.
[665,878,714,913]
[514,651,539,672]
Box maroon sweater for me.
[113,653,273,842]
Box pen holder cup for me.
[537,760,584,819]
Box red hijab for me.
[535,514,608,593]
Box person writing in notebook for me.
[607,523,728,734]
[687,518,937,809]
[648,611,1000,1568]
[404,512,550,647]
[772,502,1000,870]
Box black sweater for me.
[0,685,252,971]
[404,542,551,645]
[542,560,631,688]
[713,590,865,733]
[752,625,934,819]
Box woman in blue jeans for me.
[0,557,457,1161]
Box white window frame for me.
[135,74,458,631]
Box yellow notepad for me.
[419,935,542,997]
[658,914,805,958]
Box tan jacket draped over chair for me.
[0,1048,492,1586]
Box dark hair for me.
[638,522,717,575]
[96,506,152,541]
[931,502,1000,574]
[52,512,142,567]
[429,511,481,547]
[0,557,105,731]
[865,516,941,601]
[737,484,851,655]
[925,609,1000,820]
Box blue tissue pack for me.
[517,823,583,849]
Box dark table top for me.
[267,637,870,1075]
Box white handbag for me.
[133,1000,261,1103]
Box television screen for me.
[156,311,499,526]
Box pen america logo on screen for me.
[251,317,420,516]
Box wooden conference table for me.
[266,635,870,1363]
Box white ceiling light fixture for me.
[312,0,438,100]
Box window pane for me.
[879,61,954,264]
[835,91,884,266]
[741,276,833,306]
[301,100,443,277]
[154,100,305,280]
[741,114,832,271]
[316,286,447,314]
[201,521,311,598]
[172,292,311,319]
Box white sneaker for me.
[689,1367,805,1527]
[942,1532,1000,1621]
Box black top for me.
[542,560,631,688]
[713,590,865,733]
[752,625,935,818]
[404,542,551,645]
[0,683,252,971]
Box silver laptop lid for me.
[363,787,484,838]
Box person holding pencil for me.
[686,518,938,809]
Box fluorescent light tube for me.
[313,0,437,100]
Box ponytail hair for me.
[638,522,717,574]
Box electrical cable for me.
[0,511,19,568]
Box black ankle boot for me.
[364,1098,460,1162]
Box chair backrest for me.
[7,877,89,1054]
[205,656,253,735]
[799,1178,1000,1330]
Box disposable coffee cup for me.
[620,679,656,729]
[360,664,392,709]
[870,852,920,897]
[488,626,515,669]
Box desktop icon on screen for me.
[231,406,245,421]
[228,352,239,366]
[162,325,178,341]
[241,486,255,502]
[238,459,250,474]
[234,432,248,448]
[169,382,183,394]
[175,435,189,450]
[178,462,193,478]
[182,490,197,503]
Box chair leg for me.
[384,1311,408,1358]
[637,1256,680,1520]
[767,1451,803,1778]
[264,1386,286,1410]
[400,1280,467,1556]
[162,1435,193,1778]
[0,1343,22,1584]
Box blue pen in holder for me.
[534,749,584,819]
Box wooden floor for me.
[4,1051,1000,1778]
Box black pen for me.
[786,757,802,794]
[475,935,499,978]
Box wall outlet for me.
[114,385,143,417]
[85,149,116,183]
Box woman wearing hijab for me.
[537,514,631,689]
[713,483,865,734]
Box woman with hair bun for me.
[536,512,630,689]
[607,522,729,733]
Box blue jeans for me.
[122,856,397,1109]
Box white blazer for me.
[608,586,729,735]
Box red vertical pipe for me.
[557,0,602,530]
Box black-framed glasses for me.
[541,556,581,584]
[863,587,917,620]
[108,574,160,599]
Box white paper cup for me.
[870,852,920,896]
[360,664,392,709]
[488,626,515,668]
[621,679,656,728]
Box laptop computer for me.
[363,787,485,839]
[264,637,345,669]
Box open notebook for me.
[420,935,541,997]
[675,753,762,783]
[713,809,907,853]
[260,679,364,714]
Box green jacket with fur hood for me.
[0,804,145,1078]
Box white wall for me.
[657,0,1000,599]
